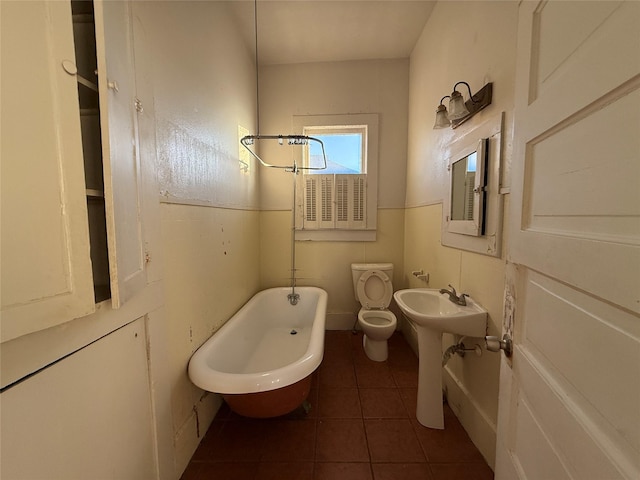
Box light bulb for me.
[448,90,470,120]
[433,104,451,129]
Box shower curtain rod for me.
[240,134,328,171]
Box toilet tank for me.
[351,263,394,301]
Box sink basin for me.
[392,288,487,429]
[393,288,487,336]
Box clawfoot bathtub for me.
[188,287,327,417]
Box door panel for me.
[527,1,638,111]
[514,351,627,479]
[498,1,640,478]
[515,271,639,478]
[523,271,640,455]
[0,1,95,341]
[95,0,146,308]
[533,1,622,93]
[1,318,156,478]
[511,0,640,313]
[512,396,567,479]
[519,84,640,312]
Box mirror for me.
[441,112,504,257]
[447,138,487,236]
[451,151,477,221]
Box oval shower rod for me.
[240,134,328,171]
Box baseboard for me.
[174,392,223,477]
[443,366,497,469]
[399,317,496,469]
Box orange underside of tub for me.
[222,375,312,418]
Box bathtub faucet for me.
[439,284,468,306]
[288,292,300,305]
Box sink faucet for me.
[439,284,468,306]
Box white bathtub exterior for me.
[188,287,327,394]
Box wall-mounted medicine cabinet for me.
[442,112,504,257]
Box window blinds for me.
[303,174,367,229]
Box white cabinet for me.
[0,0,146,342]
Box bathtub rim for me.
[188,286,327,394]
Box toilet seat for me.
[357,270,393,309]
[358,308,396,326]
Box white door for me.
[495,1,640,479]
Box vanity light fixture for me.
[433,81,493,130]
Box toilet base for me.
[363,335,388,362]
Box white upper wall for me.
[258,58,409,210]
[403,1,519,465]
[406,0,518,207]
[138,1,260,209]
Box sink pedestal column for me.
[416,326,444,429]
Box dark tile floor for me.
[181,331,494,480]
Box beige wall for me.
[160,205,260,469]
[1,320,158,479]
[260,209,405,328]
[407,2,517,207]
[258,59,409,324]
[134,1,261,473]
[259,59,408,210]
[404,1,518,467]
[147,1,259,208]
[1,2,522,478]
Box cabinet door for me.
[0,1,95,342]
[94,0,146,308]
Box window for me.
[306,128,364,174]
[294,114,378,241]
[303,126,367,229]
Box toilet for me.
[351,263,397,362]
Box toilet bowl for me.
[351,264,397,362]
[358,309,397,361]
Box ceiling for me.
[227,1,436,66]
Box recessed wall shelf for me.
[71,0,110,303]
[86,189,105,198]
[77,75,98,92]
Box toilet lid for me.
[357,270,392,309]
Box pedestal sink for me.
[393,288,487,429]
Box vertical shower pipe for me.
[240,135,326,305]
[287,163,300,305]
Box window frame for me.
[293,113,379,242]
[303,125,367,174]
